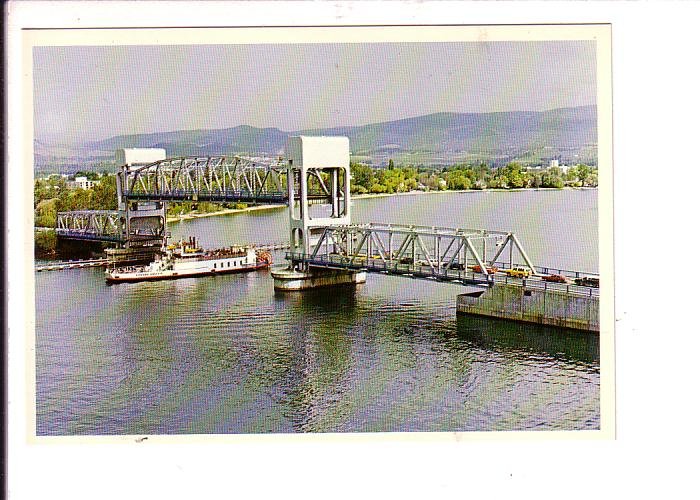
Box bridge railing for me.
[56,210,127,242]
[287,252,599,297]
[287,251,493,286]
[490,261,599,279]
[122,189,288,203]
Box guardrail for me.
[53,230,127,243]
[490,261,598,279]
[123,189,288,203]
[286,252,599,297]
[122,190,332,203]
[54,229,164,243]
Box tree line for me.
[33,173,249,228]
[34,160,597,228]
[350,161,598,194]
[34,174,118,227]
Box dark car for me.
[444,262,465,270]
[542,274,567,283]
[574,276,599,288]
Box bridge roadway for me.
[120,190,332,204]
[122,190,288,204]
[54,231,158,244]
[287,252,599,298]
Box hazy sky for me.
[34,41,596,142]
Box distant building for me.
[67,176,99,190]
[548,159,570,173]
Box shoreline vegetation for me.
[165,185,597,223]
[34,161,597,255]
[34,186,596,259]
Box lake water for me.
[35,189,599,434]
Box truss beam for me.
[302,223,532,280]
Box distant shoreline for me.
[166,204,285,223]
[351,186,595,200]
[166,186,597,222]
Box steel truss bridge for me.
[288,223,599,297]
[120,155,287,203]
[56,210,162,244]
[118,155,332,203]
[55,154,339,244]
[56,210,126,243]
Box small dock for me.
[36,258,111,272]
[256,242,291,251]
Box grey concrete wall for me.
[272,267,366,291]
[456,284,599,332]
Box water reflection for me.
[36,191,600,434]
[455,315,599,366]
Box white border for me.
[7,1,699,498]
[21,23,614,444]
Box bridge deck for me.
[122,190,288,204]
[54,230,163,244]
[288,253,599,298]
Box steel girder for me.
[56,210,127,242]
[119,155,288,203]
[305,223,538,279]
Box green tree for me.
[35,198,58,227]
[584,170,598,187]
[504,162,526,188]
[90,176,118,210]
[575,164,591,183]
[350,162,374,193]
[541,167,565,188]
[370,183,385,194]
[35,230,57,256]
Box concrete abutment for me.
[456,284,599,332]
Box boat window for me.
[214,263,217,268]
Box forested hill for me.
[37,105,596,171]
[302,105,596,155]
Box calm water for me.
[35,189,599,435]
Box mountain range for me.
[35,105,597,172]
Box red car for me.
[470,265,498,275]
[542,274,567,283]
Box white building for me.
[67,176,99,189]
[549,159,570,173]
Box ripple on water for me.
[36,191,600,434]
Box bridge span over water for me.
[285,222,598,298]
[56,151,330,245]
[52,138,599,331]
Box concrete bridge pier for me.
[272,136,366,291]
[272,267,367,291]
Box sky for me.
[33,41,596,143]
